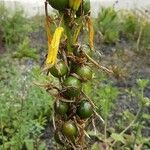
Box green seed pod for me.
[50,61,68,78]
[62,121,77,139]
[77,100,93,119]
[63,76,82,99]
[73,44,92,58]
[76,65,92,81]
[55,101,69,115]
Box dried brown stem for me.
[85,53,113,74]
[45,0,48,17]
[81,91,98,109]
[33,82,60,91]
[92,117,97,135]
[52,111,56,130]
[83,130,91,139]
[93,110,104,123]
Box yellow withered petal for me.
[45,16,52,44]
[46,27,64,68]
[86,17,94,50]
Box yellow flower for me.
[45,27,64,68]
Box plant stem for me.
[111,85,145,148]
[121,106,142,135]
[133,117,141,149]
[63,16,73,53]
[104,119,107,142]
[133,87,144,148]
[111,104,143,148]
[136,23,144,51]
[45,0,48,17]
[85,53,113,74]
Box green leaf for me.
[143,97,150,107]
[82,82,92,96]
[136,79,149,89]
[38,142,46,150]
[88,131,104,141]
[111,133,125,144]
[96,84,119,119]
[143,113,150,119]
[24,139,34,150]
[91,142,100,150]
[13,37,38,60]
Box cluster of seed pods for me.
[51,46,94,149]
[45,0,96,149]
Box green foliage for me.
[0,3,33,47]
[12,37,38,60]
[91,142,100,150]
[95,7,120,44]
[90,78,150,150]
[121,12,140,39]
[2,10,31,46]
[94,7,150,55]
[111,133,125,143]
[95,84,119,120]
[0,55,53,149]
[0,3,8,23]
[140,21,150,51]
[83,72,119,121]
[136,79,149,89]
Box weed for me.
[12,37,38,60]
[0,55,53,149]
[94,7,120,44]
[90,79,150,150]
[121,11,140,40]
[0,3,33,47]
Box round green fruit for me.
[73,45,92,58]
[76,0,90,16]
[76,65,92,81]
[55,101,69,115]
[48,0,69,11]
[63,76,82,99]
[77,100,93,119]
[62,121,77,139]
[50,61,68,78]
